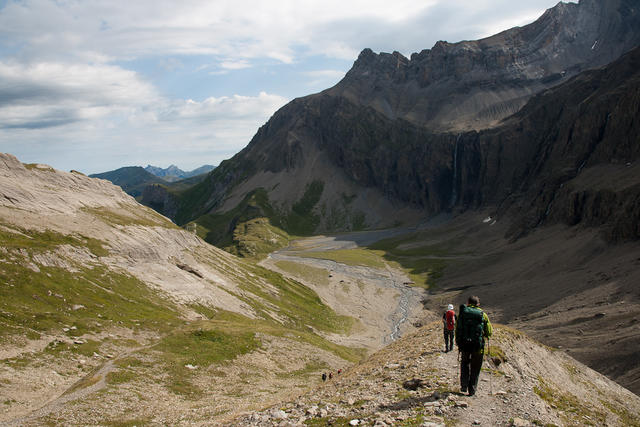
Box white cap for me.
[447,304,454,310]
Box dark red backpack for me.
[445,310,456,330]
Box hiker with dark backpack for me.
[455,295,492,396]
[442,304,456,352]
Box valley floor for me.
[261,229,425,351]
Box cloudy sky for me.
[0,0,572,174]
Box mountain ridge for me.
[164,0,640,242]
[145,164,216,181]
[89,166,166,198]
[329,0,640,133]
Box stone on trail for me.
[510,417,530,427]
[349,419,360,426]
[272,409,288,419]
[402,378,426,390]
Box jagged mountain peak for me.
[144,163,215,180]
[334,0,640,132]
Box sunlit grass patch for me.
[103,417,154,427]
[244,264,356,335]
[276,359,331,379]
[290,248,387,269]
[274,260,330,287]
[81,205,174,228]
[196,309,364,364]
[106,369,138,385]
[0,259,181,338]
[231,217,290,259]
[150,327,261,397]
[534,377,607,426]
[0,223,109,257]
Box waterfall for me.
[450,134,461,208]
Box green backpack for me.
[457,305,485,352]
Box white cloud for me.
[0,0,567,65]
[220,60,252,70]
[0,0,577,173]
[0,60,288,173]
[0,61,159,129]
[160,92,287,123]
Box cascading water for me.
[450,134,461,208]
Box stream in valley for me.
[267,228,422,344]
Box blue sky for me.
[0,0,573,174]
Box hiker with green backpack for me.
[455,295,492,396]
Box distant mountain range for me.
[144,164,215,182]
[90,164,215,198]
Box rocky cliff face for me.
[141,183,179,219]
[329,0,640,132]
[203,44,640,242]
[173,0,640,243]
[454,45,640,240]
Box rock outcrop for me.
[141,182,179,219]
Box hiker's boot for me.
[460,385,467,393]
[468,385,475,396]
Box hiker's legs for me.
[467,351,484,395]
[460,351,471,391]
[446,331,454,351]
[443,329,448,351]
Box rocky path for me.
[4,346,144,427]
[228,323,640,426]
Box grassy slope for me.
[188,180,326,259]
[0,208,364,416]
